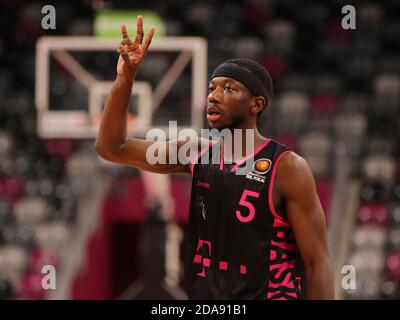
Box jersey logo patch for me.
[253,158,272,175]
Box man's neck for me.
[221,128,268,164]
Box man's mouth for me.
[207,106,222,122]
[207,110,221,122]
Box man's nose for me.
[207,88,221,104]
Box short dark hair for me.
[224,58,273,117]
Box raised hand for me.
[117,15,156,80]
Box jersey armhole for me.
[267,149,291,221]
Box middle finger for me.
[134,15,144,44]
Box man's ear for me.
[251,96,266,115]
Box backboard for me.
[35,36,208,139]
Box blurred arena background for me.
[0,0,399,300]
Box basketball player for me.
[95,16,334,300]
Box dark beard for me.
[226,114,246,131]
[207,114,246,132]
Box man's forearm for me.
[305,260,334,300]
[95,75,134,154]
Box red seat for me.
[44,139,76,163]
[260,55,288,81]
[273,135,299,153]
[27,248,59,273]
[385,251,400,281]
[310,93,337,116]
[0,176,25,207]
[17,271,46,300]
[358,201,389,225]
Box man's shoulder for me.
[277,150,308,172]
[275,150,315,195]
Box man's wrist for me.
[116,74,135,86]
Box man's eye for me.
[224,86,233,91]
[208,87,214,92]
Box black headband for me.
[211,62,271,103]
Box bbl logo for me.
[253,158,272,175]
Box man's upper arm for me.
[275,151,330,267]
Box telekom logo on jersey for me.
[145,121,256,176]
[192,188,260,278]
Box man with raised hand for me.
[95,16,334,300]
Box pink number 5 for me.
[236,190,260,223]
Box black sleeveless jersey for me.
[184,138,305,300]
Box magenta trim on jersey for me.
[265,149,300,300]
[229,138,272,173]
[190,140,218,175]
[268,150,291,221]
[219,141,224,171]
